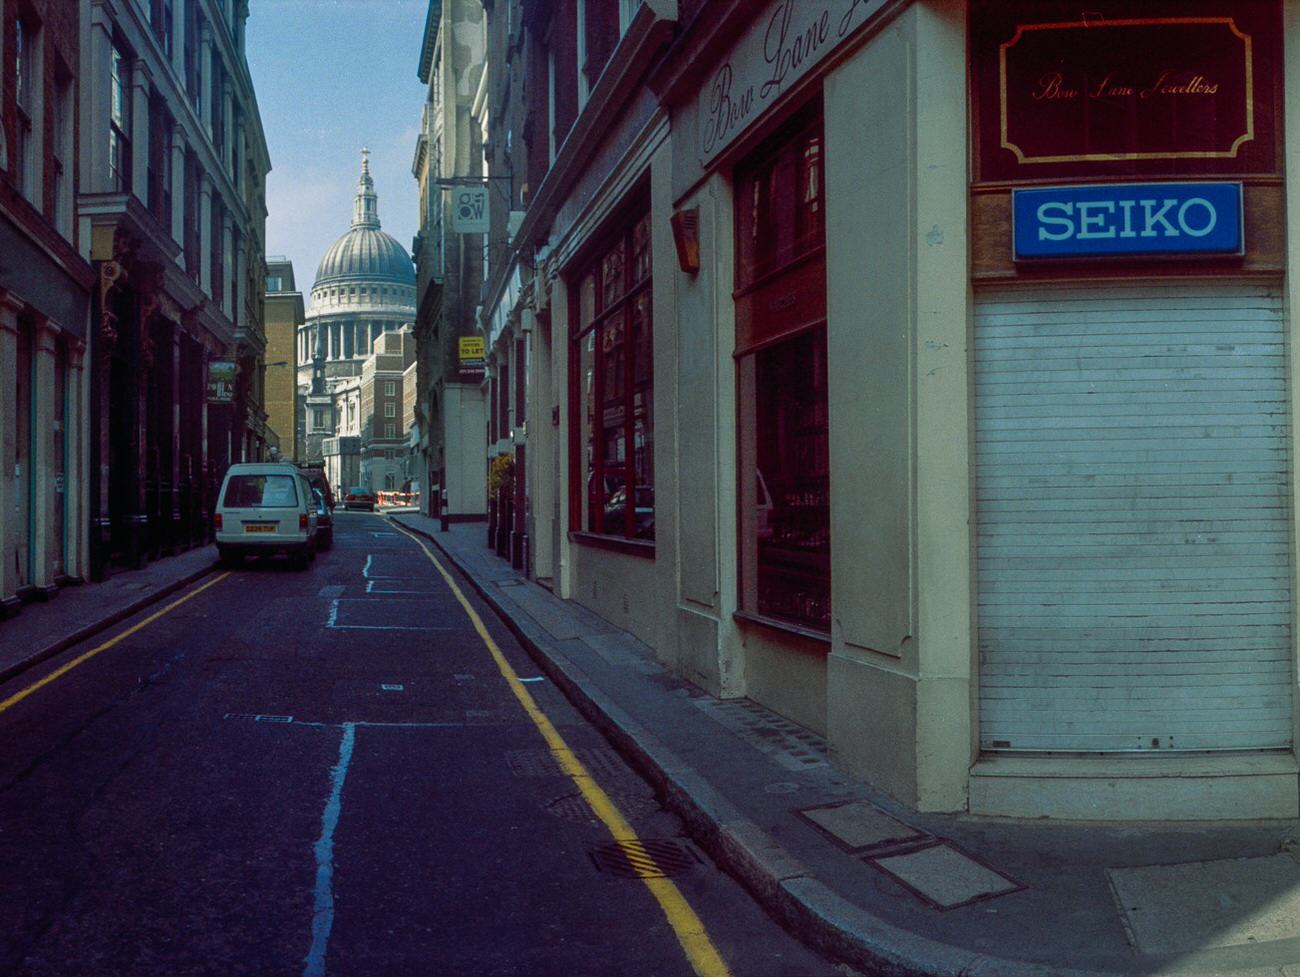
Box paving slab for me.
[1109,854,1300,955]
[798,799,925,852]
[869,843,1023,911]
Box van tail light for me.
[214,513,223,531]
[300,513,309,530]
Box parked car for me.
[214,462,318,568]
[312,488,333,549]
[343,486,376,511]
[300,464,335,510]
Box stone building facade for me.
[0,0,94,614]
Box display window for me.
[735,106,830,633]
[570,204,654,544]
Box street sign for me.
[1012,182,1244,260]
[207,360,236,403]
[451,186,489,234]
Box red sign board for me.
[972,3,1280,182]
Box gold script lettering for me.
[1032,72,1078,100]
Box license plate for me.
[244,524,276,533]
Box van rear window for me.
[223,474,299,508]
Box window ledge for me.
[569,531,655,559]
[733,610,831,648]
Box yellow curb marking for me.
[391,521,732,977]
[0,572,232,717]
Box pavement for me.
[9,513,1300,977]
[0,544,218,685]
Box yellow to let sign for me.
[459,337,485,361]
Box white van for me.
[214,462,318,568]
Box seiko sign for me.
[1013,182,1243,260]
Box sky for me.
[245,0,430,309]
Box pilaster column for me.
[85,3,116,192]
[222,216,233,318]
[170,124,187,250]
[168,325,182,549]
[200,26,214,137]
[172,0,187,79]
[199,173,213,295]
[0,292,22,614]
[31,318,59,595]
[130,59,151,203]
[67,341,87,582]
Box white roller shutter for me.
[975,282,1292,752]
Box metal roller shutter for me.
[975,282,1292,752]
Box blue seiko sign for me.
[1013,183,1243,260]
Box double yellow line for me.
[391,523,733,977]
[0,572,232,717]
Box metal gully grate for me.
[224,713,294,724]
[589,840,700,879]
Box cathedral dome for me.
[312,150,414,288]
[314,226,414,286]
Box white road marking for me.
[303,722,356,977]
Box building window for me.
[153,0,174,58]
[384,422,395,439]
[383,380,395,396]
[384,402,396,418]
[266,275,282,292]
[14,15,36,202]
[313,408,324,429]
[109,43,132,194]
[735,107,828,632]
[570,203,653,542]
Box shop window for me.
[735,107,829,632]
[570,204,653,543]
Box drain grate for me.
[589,840,700,879]
[505,747,625,779]
[224,713,294,724]
[545,791,660,825]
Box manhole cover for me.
[505,747,625,778]
[545,792,659,824]
[589,840,700,879]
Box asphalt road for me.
[0,511,848,977]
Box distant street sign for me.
[451,186,490,234]
[458,335,486,382]
[207,360,236,403]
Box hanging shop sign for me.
[458,336,486,382]
[206,360,236,403]
[971,4,1281,182]
[451,186,490,234]
[1012,182,1243,260]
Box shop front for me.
[967,1,1299,818]
[653,0,1300,820]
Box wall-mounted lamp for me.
[670,207,701,274]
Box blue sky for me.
[246,0,430,308]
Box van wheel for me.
[217,546,241,568]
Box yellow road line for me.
[0,572,232,717]
[391,522,732,977]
